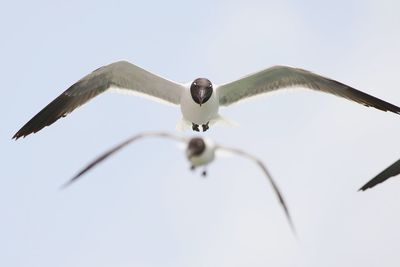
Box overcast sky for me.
[2,0,400,266]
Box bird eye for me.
[193,82,197,86]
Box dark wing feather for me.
[13,61,184,139]
[61,132,185,188]
[13,79,109,139]
[217,146,296,236]
[359,159,400,191]
[217,65,400,115]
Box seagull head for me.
[190,78,213,106]
[186,137,206,159]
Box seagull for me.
[359,158,400,191]
[13,60,400,139]
[61,131,295,234]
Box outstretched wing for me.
[216,146,296,235]
[61,132,186,188]
[359,158,400,191]
[13,61,185,139]
[217,65,400,115]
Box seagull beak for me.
[198,87,208,106]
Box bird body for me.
[180,85,219,128]
[186,137,216,167]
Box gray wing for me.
[359,158,400,191]
[13,61,185,139]
[216,146,296,235]
[61,132,186,188]
[217,65,400,115]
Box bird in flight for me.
[13,60,400,139]
[359,158,400,191]
[61,131,295,234]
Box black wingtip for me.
[358,186,368,192]
[282,204,298,239]
[59,175,81,190]
[12,131,25,140]
[358,179,373,191]
[12,131,20,140]
[59,182,69,191]
[358,177,379,191]
[358,179,380,192]
[59,180,74,190]
[12,120,45,140]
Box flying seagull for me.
[13,61,400,139]
[359,158,400,191]
[61,131,295,233]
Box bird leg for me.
[190,165,196,171]
[192,123,200,132]
[202,122,209,132]
[201,169,207,177]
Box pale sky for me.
[2,1,400,266]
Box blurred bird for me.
[61,131,295,234]
[359,158,400,191]
[13,61,400,138]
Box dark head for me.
[186,137,206,159]
[190,78,213,106]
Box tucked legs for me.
[202,121,209,132]
[192,123,200,132]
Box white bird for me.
[359,158,400,191]
[61,131,295,234]
[13,60,400,139]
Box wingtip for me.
[59,182,70,191]
[59,178,76,190]
[358,184,372,192]
[59,184,68,191]
[12,134,31,140]
[12,132,22,140]
[12,128,32,140]
[287,218,298,240]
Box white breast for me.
[188,138,216,167]
[180,88,219,125]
